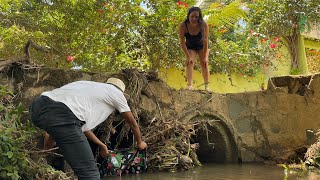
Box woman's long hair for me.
[184,6,205,42]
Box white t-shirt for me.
[41,81,131,132]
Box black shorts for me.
[187,44,203,51]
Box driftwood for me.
[0,39,48,71]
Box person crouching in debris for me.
[29,78,147,180]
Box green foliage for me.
[248,0,320,36]
[0,0,195,72]
[290,68,301,75]
[0,0,319,76]
[247,0,320,71]
[0,86,32,179]
[207,1,248,29]
[205,1,285,76]
[0,86,68,179]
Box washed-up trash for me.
[97,148,147,176]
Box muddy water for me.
[102,163,319,180]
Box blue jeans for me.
[29,95,100,180]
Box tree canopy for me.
[0,0,319,75]
[0,0,195,72]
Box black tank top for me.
[184,22,203,50]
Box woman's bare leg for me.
[198,49,210,91]
[186,50,197,89]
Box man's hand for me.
[99,144,109,157]
[122,112,148,151]
[44,132,56,150]
[84,130,110,157]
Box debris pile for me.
[96,69,216,171]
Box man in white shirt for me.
[29,78,147,180]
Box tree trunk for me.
[287,29,300,70]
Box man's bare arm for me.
[122,111,147,149]
[84,130,109,157]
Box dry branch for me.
[24,38,49,63]
[0,56,28,69]
[0,39,48,71]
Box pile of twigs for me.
[304,129,320,167]
[104,69,216,171]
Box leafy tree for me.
[1,0,318,76]
[0,85,68,179]
[248,0,320,74]
[204,1,283,77]
[0,0,195,72]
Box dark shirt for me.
[184,22,203,50]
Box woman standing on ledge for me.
[179,6,210,91]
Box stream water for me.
[102,163,319,180]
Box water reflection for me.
[102,163,318,180]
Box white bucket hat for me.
[106,78,125,92]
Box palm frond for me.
[206,1,248,29]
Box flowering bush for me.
[209,26,285,76]
[176,1,188,8]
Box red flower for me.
[269,43,276,48]
[107,163,112,169]
[274,37,281,42]
[219,28,227,33]
[176,1,188,8]
[134,157,141,164]
[97,9,103,14]
[67,56,74,62]
[260,37,267,43]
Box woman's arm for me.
[178,22,190,61]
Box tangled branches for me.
[143,96,218,171]
[95,69,216,172]
[305,130,320,168]
[281,129,320,176]
[118,69,216,171]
